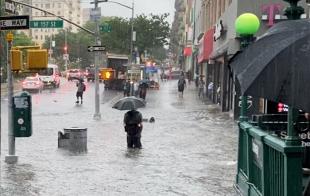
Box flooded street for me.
[1,79,238,196]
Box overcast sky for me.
[81,0,175,25]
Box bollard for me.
[58,127,87,153]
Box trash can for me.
[59,127,87,153]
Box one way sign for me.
[87,46,106,52]
[0,15,30,30]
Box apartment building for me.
[21,0,82,45]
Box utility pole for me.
[5,32,18,164]
[93,0,104,120]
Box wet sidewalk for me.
[1,79,238,196]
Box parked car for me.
[37,64,61,88]
[67,69,82,81]
[22,76,44,93]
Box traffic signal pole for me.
[93,0,103,120]
[5,32,18,164]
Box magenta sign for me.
[261,3,283,27]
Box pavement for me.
[0,79,238,196]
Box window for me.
[35,35,38,40]
[46,4,50,9]
[58,3,61,8]
[35,12,38,16]
[57,11,61,16]
[40,35,43,40]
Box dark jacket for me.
[124,110,143,136]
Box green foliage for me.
[43,14,170,68]
[13,32,34,46]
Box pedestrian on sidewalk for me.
[76,78,86,104]
[178,77,186,98]
[198,77,205,99]
[124,109,143,149]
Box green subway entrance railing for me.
[235,117,306,196]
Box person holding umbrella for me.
[123,109,143,148]
[112,96,146,148]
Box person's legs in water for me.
[133,136,142,149]
[127,135,134,148]
[76,92,80,103]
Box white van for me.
[38,64,61,88]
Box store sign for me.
[214,20,224,41]
[261,3,282,27]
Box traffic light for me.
[100,68,114,80]
[64,45,68,54]
[10,50,23,71]
[26,49,48,69]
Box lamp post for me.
[103,0,135,95]
[235,13,260,122]
[282,0,304,145]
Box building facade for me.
[21,0,82,45]
[180,0,309,118]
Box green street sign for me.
[99,24,112,32]
[30,20,63,28]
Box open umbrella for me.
[112,96,146,110]
[230,19,310,112]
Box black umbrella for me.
[231,19,310,112]
[112,96,146,110]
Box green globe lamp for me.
[235,13,260,49]
[234,13,260,121]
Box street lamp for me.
[103,0,135,95]
[104,0,135,64]
[234,13,260,121]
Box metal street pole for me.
[0,0,3,157]
[130,0,135,96]
[65,29,68,71]
[130,0,134,65]
[5,32,18,164]
[93,0,101,120]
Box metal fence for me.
[235,120,304,196]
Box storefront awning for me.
[198,28,214,64]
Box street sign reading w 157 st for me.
[0,15,29,30]
[30,20,63,28]
[87,46,106,52]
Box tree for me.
[43,14,171,67]
[13,32,34,46]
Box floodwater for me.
[1,79,238,196]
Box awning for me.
[198,28,214,63]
